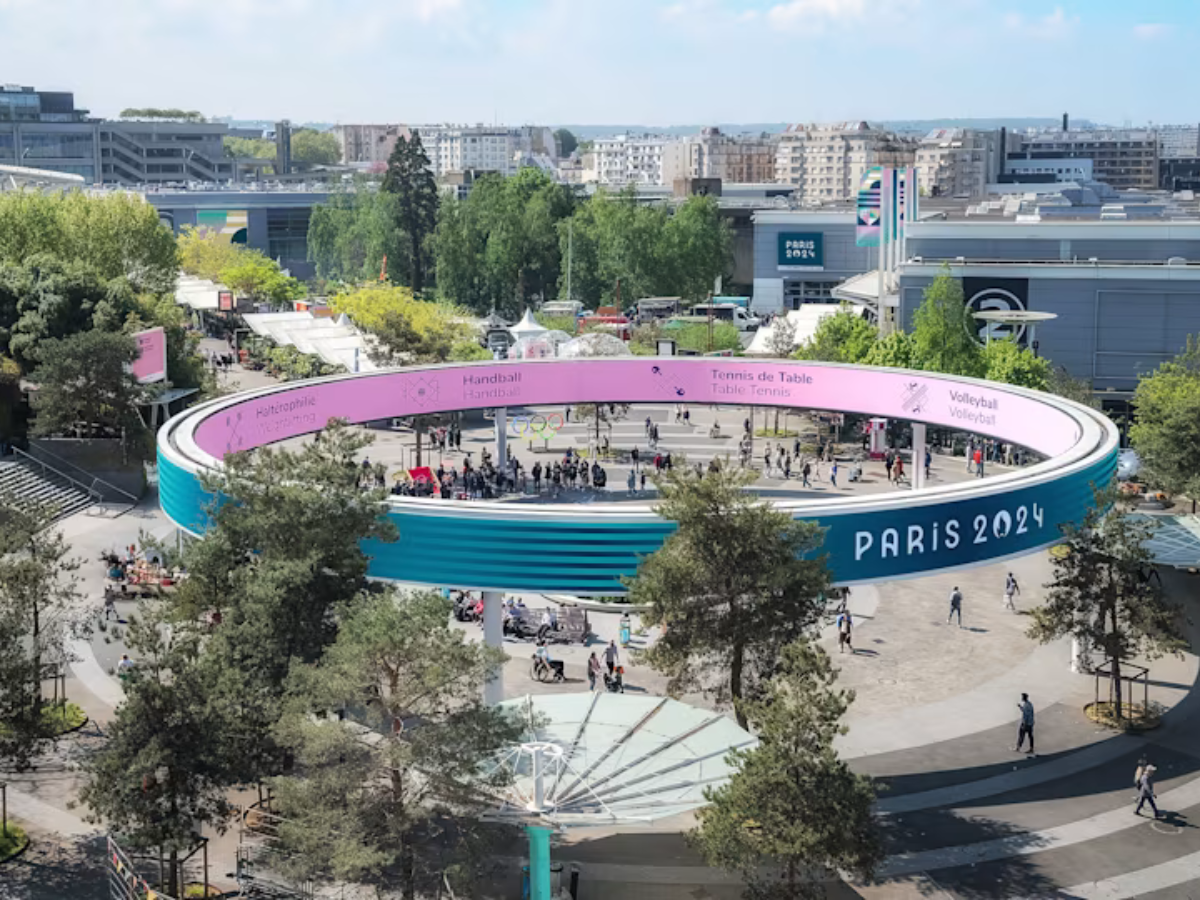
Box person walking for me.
[974,446,985,478]
[627,469,637,495]
[830,460,838,489]
[1015,693,1035,754]
[605,640,620,676]
[924,448,932,482]
[640,470,647,492]
[1135,765,1160,818]
[948,586,963,627]
[801,461,812,488]
[884,450,894,483]
[783,453,792,480]
[837,609,854,654]
[587,652,603,692]
[1004,572,1021,611]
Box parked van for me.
[688,303,761,332]
[540,300,583,318]
[635,297,682,324]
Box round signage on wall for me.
[966,286,1028,343]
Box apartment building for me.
[1009,129,1159,191]
[774,122,916,203]
[591,134,667,186]
[1158,124,1200,160]
[662,128,777,185]
[0,84,234,184]
[913,128,1001,198]
[334,123,557,178]
[331,123,403,167]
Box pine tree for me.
[382,133,439,293]
[691,640,882,899]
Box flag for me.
[856,167,882,247]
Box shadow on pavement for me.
[0,834,110,900]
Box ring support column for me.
[482,590,504,706]
[911,422,927,490]
[495,406,508,468]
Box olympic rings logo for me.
[511,413,564,439]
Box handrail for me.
[20,444,141,504]
[11,446,103,507]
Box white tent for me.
[745,306,842,355]
[508,309,548,342]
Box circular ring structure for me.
[157,359,1119,595]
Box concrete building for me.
[1162,157,1200,192]
[591,134,668,186]
[662,128,776,186]
[0,84,234,184]
[750,210,877,314]
[914,128,1001,198]
[774,122,916,204]
[1003,157,1094,183]
[331,123,402,168]
[1009,129,1159,191]
[1158,124,1200,160]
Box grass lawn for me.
[40,702,87,735]
[0,824,28,862]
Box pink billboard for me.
[192,359,1084,461]
[131,327,167,384]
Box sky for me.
[0,0,1194,127]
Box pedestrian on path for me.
[1135,765,1160,818]
[1004,572,1021,611]
[587,652,603,691]
[924,448,932,482]
[830,461,839,488]
[884,451,894,483]
[627,469,637,495]
[1014,693,1035,754]
[801,461,811,488]
[948,586,963,627]
[837,610,854,654]
[605,640,620,675]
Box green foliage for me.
[981,339,1051,391]
[382,133,439,293]
[554,128,578,156]
[222,136,277,161]
[692,640,882,899]
[534,313,578,334]
[793,305,878,363]
[1131,336,1200,499]
[330,284,480,365]
[168,422,397,783]
[177,226,244,281]
[307,190,407,283]
[290,129,341,166]
[1028,486,1187,720]
[119,108,206,122]
[626,466,831,728]
[909,270,984,377]
[0,191,178,294]
[0,501,82,771]
[0,255,138,370]
[863,331,915,369]
[0,824,27,860]
[81,608,233,896]
[270,590,521,897]
[28,329,150,454]
[435,170,576,316]
[632,321,741,355]
[177,227,303,307]
[265,344,342,380]
[1048,366,1099,409]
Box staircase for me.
[0,458,99,523]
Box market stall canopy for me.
[1136,514,1200,571]
[745,306,841,355]
[509,309,549,342]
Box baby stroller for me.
[604,666,625,693]
[531,653,566,683]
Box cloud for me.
[1133,23,1169,40]
[767,0,868,29]
[1004,5,1078,40]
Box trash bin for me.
[550,861,564,894]
[619,613,631,647]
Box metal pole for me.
[526,825,553,900]
[495,407,508,471]
[911,422,926,491]
[2,782,7,836]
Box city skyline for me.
[0,0,1195,127]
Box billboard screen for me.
[130,327,167,384]
[778,233,825,271]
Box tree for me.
[177,226,245,281]
[554,128,578,157]
[290,129,342,166]
[0,255,138,369]
[307,189,407,284]
[0,500,82,771]
[0,191,178,294]
[1027,486,1187,722]
[220,251,306,307]
[119,108,206,122]
[909,270,984,377]
[574,402,631,449]
[222,135,277,161]
[1048,365,1098,409]
[329,284,482,365]
[659,196,733,302]
[80,609,232,897]
[765,315,798,359]
[169,421,397,784]
[270,590,521,899]
[382,134,439,293]
[29,330,149,453]
[692,640,882,899]
[126,292,212,392]
[981,338,1051,391]
[1130,336,1200,504]
[794,306,877,363]
[626,466,831,729]
[862,331,914,369]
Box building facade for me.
[914,128,1000,198]
[750,211,877,314]
[774,122,916,204]
[0,84,234,184]
[1158,125,1200,160]
[591,134,667,186]
[662,128,776,186]
[331,123,402,167]
[1003,157,1094,183]
[1009,129,1159,191]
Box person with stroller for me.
[534,640,565,682]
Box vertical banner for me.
[130,326,168,384]
[856,166,882,247]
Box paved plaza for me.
[4,357,1200,898]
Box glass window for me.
[20,131,94,160]
[0,131,14,160]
